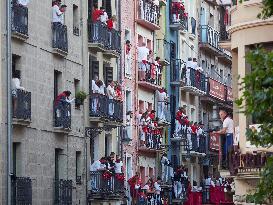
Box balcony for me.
[87,21,121,58]
[180,67,207,96]
[169,1,188,31]
[137,0,160,30]
[52,24,68,56]
[170,59,183,86]
[138,62,162,91]
[54,179,73,205]
[88,171,124,200]
[11,3,28,40]
[13,89,31,125]
[53,102,71,132]
[138,136,163,154]
[89,93,123,125]
[199,25,231,61]
[11,176,32,205]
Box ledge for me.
[12,31,29,41]
[52,48,68,57]
[12,118,31,126]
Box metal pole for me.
[6,0,13,204]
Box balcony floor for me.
[12,118,31,126]
[180,85,206,96]
[88,42,107,52]
[138,81,162,91]
[52,48,68,57]
[199,43,231,62]
[103,50,120,58]
[12,31,29,41]
[136,19,160,31]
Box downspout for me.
[6,0,13,205]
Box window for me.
[139,100,144,114]
[12,54,21,74]
[147,39,152,50]
[126,156,132,179]
[73,4,80,36]
[76,151,81,184]
[105,133,112,157]
[149,167,153,178]
[54,70,62,99]
[74,79,80,95]
[138,35,143,46]
[89,57,99,81]
[220,69,223,80]
[126,90,132,113]
[55,148,67,180]
[190,107,196,122]
[148,102,153,112]
[13,143,21,176]
[103,65,113,85]
[140,166,145,184]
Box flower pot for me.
[75,98,83,106]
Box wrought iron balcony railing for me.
[181,67,206,92]
[138,0,160,27]
[89,171,124,198]
[11,3,28,37]
[170,59,183,83]
[89,93,123,122]
[191,17,196,35]
[54,179,73,205]
[138,62,162,88]
[12,176,32,205]
[87,21,121,53]
[13,89,31,121]
[53,101,71,129]
[52,23,68,53]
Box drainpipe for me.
[6,0,13,205]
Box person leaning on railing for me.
[12,70,25,117]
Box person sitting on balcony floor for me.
[114,155,123,174]
[214,109,234,167]
[107,81,116,117]
[138,42,150,81]
[157,88,168,123]
[99,6,108,24]
[12,70,25,117]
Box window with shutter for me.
[102,0,112,18]
[103,65,113,85]
[89,59,99,91]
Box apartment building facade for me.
[220,0,273,204]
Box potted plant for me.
[75,91,88,106]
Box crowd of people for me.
[91,75,123,119]
[174,107,205,151]
[138,42,163,86]
[92,3,117,30]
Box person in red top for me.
[174,107,186,137]
[115,84,122,101]
[54,90,74,107]
[106,15,116,30]
[92,4,102,22]
[128,172,140,205]
[191,122,198,134]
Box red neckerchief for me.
[116,159,121,163]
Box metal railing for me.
[219,25,229,41]
[89,171,124,195]
[89,93,123,122]
[181,67,206,92]
[185,134,208,153]
[11,3,28,36]
[12,176,32,205]
[54,179,73,205]
[137,192,162,205]
[52,23,68,53]
[13,89,31,121]
[138,62,162,86]
[53,101,71,129]
[170,1,188,30]
[87,21,121,53]
[170,59,183,82]
[142,132,162,150]
[138,0,160,26]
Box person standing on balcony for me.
[161,153,169,183]
[90,157,107,171]
[174,107,187,138]
[54,91,75,123]
[157,88,168,123]
[187,122,193,150]
[186,58,193,86]
[138,42,150,81]
[52,0,64,26]
[197,122,204,151]
[12,70,25,117]
[140,112,148,147]
[154,176,162,204]
[114,155,123,174]
[99,6,108,24]
[214,109,234,166]
[59,5,67,25]
[173,166,183,199]
[91,75,100,114]
[107,81,116,117]
[128,172,140,205]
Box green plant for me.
[75,91,88,102]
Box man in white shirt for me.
[215,109,234,165]
[90,157,106,171]
[99,7,108,24]
[12,71,25,116]
[52,0,63,24]
[154,177,162,204]
[157,88,168,122]
[187,122,193,150]
[114,155,123,174]
[107,81,115,116]
[197,122,204,150]
[17,0,29,6]
[161,153,169,183]
[138,42,150,81]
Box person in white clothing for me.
[90,157,107,171]
[161,153,169,183]
[157,88,168,122]
[107,81,116,116]
[154,177,162,204]
[197,122,204,149]
[187,122,193,150]
[17,0,29,6]
[192,58,198,70]
[52,0,63,24]
[114,155,123,174]
[214,109,234,165]
[138,42,150,81]
[12,71,25,116]
[91,76,99,114]
[99,7,108,24]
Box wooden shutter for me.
[103,65,113,85]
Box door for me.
[200,7,207,42]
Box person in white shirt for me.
[138,42,150,81]
[154,177,162,204]
[90,157,107,171]
[17,0,29,6]
[214,109,234,165]
[106,81,116,116]
[126,111,133,140]
[52,0,63,24]
[59,5,67,25]
[12,71,25,116]
[186,58,192,86]
[192,58,198,70]
[187,122,193,150]
[91,76,99,114]
[99,7,108,24]
[157,88,168,122]
[161,153,169,183]
[114,155,123,174]
[197,122,204,150]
